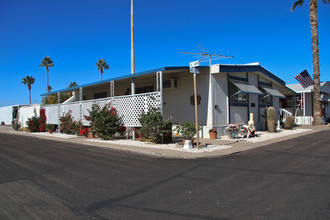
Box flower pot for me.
[48,130,53,134]
[183,140,193,149]
[183,139,194,147]
[209,132,217,139]
[87,127,94,139]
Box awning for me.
[261,86,286,98]
[231,81,263,95]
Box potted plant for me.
[45,124,54,133]
[175,122,196,148]
[209,128,217,139]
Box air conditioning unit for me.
[163,79,178,90]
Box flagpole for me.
[131,0,135,95]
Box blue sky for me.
[0,0,329,106]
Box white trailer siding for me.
[0,106,15,125]
[163,70,209,125]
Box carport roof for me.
[40,66,209,96]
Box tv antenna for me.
[179,44,235,66]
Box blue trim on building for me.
[40,66,210,96]
[228,75,248,82]
[258,81,272,87]
[220,65,285,86]
[230,103,249,107]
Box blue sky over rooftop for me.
[0,0,329,106]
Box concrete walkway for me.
[0,125,329,159]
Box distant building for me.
[285,81,330,125]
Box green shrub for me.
[86,103,122,140]
[284,115,294,129]
[175,122,197,140]
[139,107,172,144]
[45,124,54,131]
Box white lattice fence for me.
[44,92,160,127]
[114,92,159,127]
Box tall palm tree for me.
[68,81,78,88]
[291,0,329,125]
[21,76,36,105]
[39,56,54,93]
[95,59,109,81]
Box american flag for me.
[294,70,314,89]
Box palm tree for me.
[21,76,36,105]
[291,0,329,125]
[95,59,109,81]
[68,81,78,88]
[39,56,54,93]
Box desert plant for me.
[86,103,121,140]
[284,115,294,129]
[266,106,276,132]
[139,107,172,144]
[11,119,21,131]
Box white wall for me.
[163,70,209,125]
[248,73,259,124]
[212,73,228,126]
[230,106,248,124]
[0,106,14,125]
[19,105,41,128]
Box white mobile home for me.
[41,63,295,137]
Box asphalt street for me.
[0,131,330,219]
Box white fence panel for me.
[62,103,81,122]
[45,105,59,124]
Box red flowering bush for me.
[79,128,88,136]
[27,108,47,132]
[59,111,82,134]
[87,103,122,140]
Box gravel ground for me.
[12,128,312,152]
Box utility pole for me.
[181,45,234,148]
[190,61,200,150]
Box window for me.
[229,81,248,104]
[94,92,107,99]
[258,86,273,106]
[136,86,154,94]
